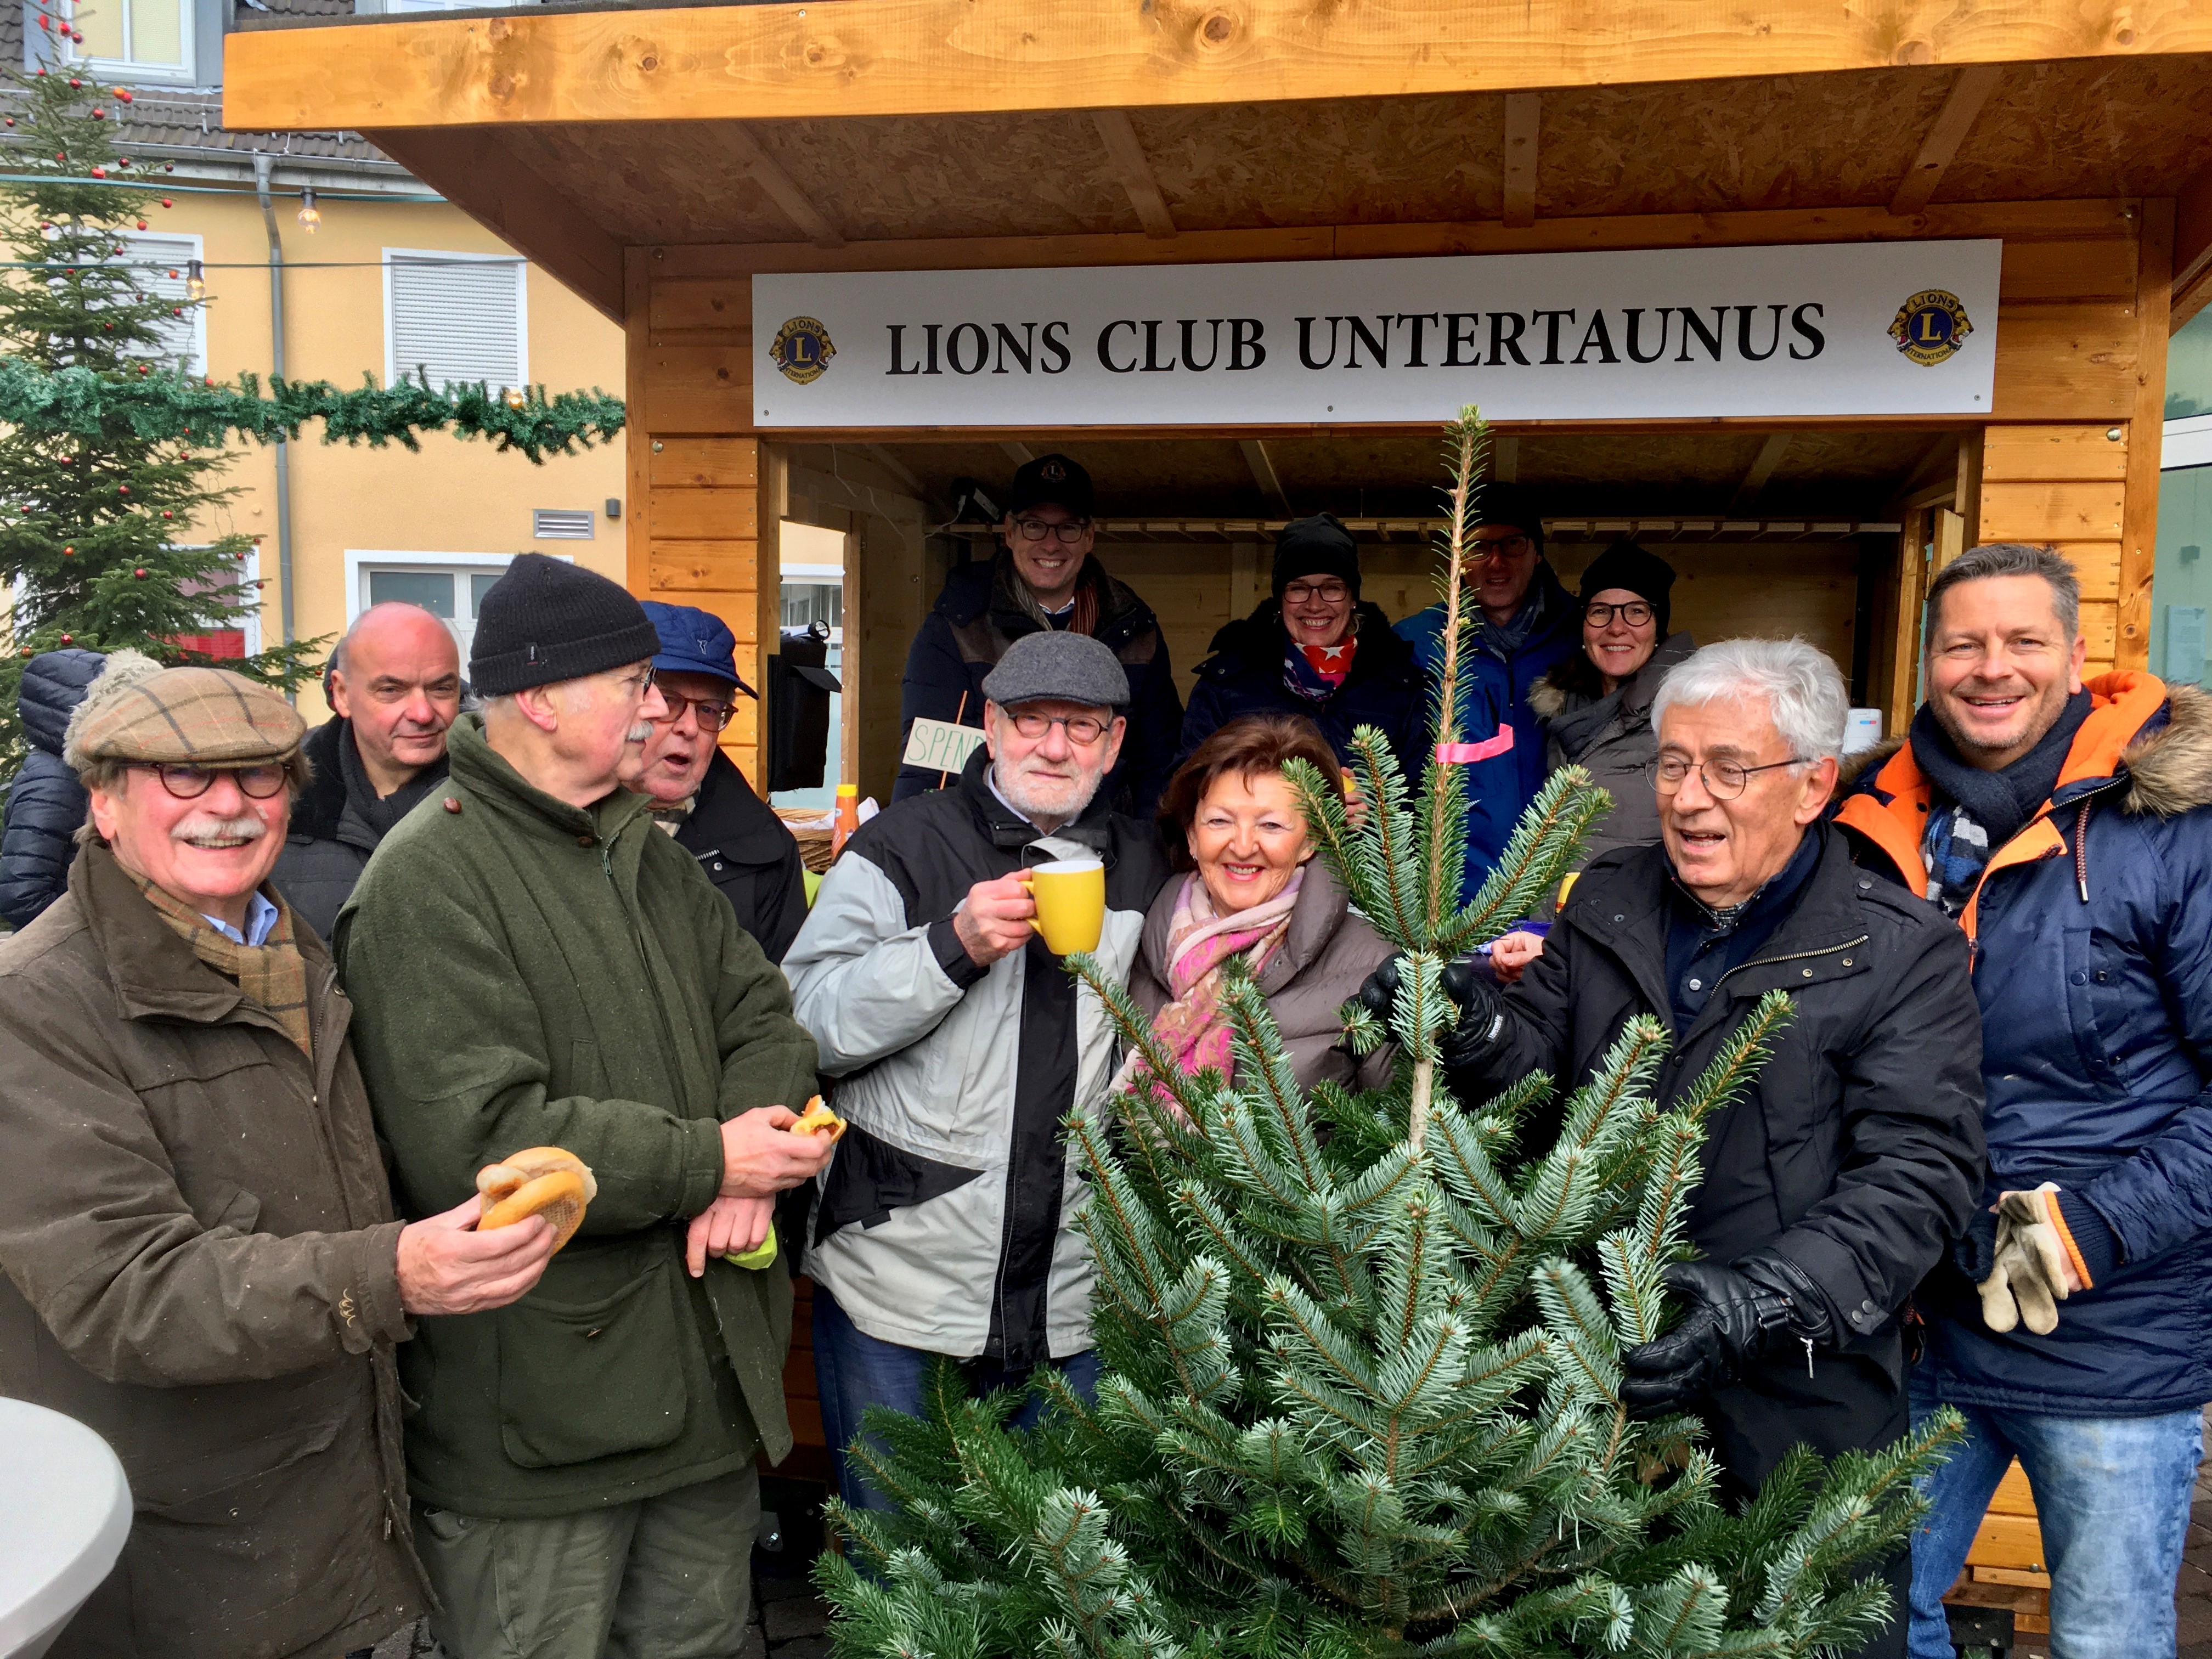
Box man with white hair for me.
[784,627,1172,1516]
[335,554,833,1659]
[1364,638,1984,1658]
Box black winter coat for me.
[1176,601,1429,782]
[894,553,1183,816]
[0,647,104,929]
[272,716,449,941]
[672,751,809,963]
[1445,828,1987,1489]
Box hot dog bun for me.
[791,1096,845,1143]
[476,1147,596,1252]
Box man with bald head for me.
[274,600,462,935]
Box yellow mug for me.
[1023,858,1105,955]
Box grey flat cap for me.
[982,630,1130,710]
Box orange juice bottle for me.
[830,783,860,859]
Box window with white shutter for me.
[115,231,206,376]
[384,250,527,392]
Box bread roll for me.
[476,1146,596,1252]
[791,1096,845,1143]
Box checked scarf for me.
[128,871,314,1058]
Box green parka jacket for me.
[0,843,424,1659]
[334,716,820,1519]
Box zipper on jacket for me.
[1712,934,1869,995]
[1801,1336,1815,1379]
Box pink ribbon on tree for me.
[1435,727,1515,765]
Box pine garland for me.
[0,359,626,464]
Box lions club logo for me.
[1889,290,1973,366]
[770,317,835,385]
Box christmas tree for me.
[816,408,1952,1659]
[0,61,319,765]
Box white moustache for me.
[173,814,267,849]
[627,723,655,744]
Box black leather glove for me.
[1619,1255,1836,1415]
[1355,953,1503,1069]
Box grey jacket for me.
[1129,862,1396,1095]
[785,750,1171,1364]
[1528,633,1694,871]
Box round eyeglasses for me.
[1013,517,1092,545]
[1651,754,1803,799]
[137,763,289,800]
[1586,600,1656,628]
[1007,710,1112,745]
[650,690,738,734]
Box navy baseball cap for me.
[642,601,758,699]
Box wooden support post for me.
[1090,109,1178,240]
[727,125,845,250]
[1239,438,1292,516]
[1000,440,1036,466]
[1889,66,2003,217]
[1492,435,1519,483]
[1502,94,1540,229]
[1729,432,1792,514]
[2120,199,2175,670]
[2172,159,2212,330]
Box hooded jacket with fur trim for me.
[1836,672,2212,1415]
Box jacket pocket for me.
[814,1122,985,1244]
[495,1256,690,1468]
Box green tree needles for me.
[817,409,1948,1659]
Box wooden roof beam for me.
[1502,94,1539,229]
[1239,438,1292,516]
[1729,432,1792,513]
[1089,110,1177,240]
[2177,156,2212,332]
[223,0,2212,133]
[1889,65,2002,216]
[727,125,843,249]
[361,125,622,321]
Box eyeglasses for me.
[1007,710,1113,746]
[1586,600,1656,628]
[1282,580,1351,606]
[1651,754,1803,799]
[651,689,738,733]
[1469,535,1534,561]
[1013,517,1092,545]
[614,664,658,695]
[137,763,289,800]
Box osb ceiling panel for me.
[862,428,1946,522]
[506,55,2212,247]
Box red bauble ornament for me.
[117,90,133,102]
[59,635,72,645]
[90,166,106,179]
[62,546,75,556]
[136,219,147,230]
[33,66,46,75]
[91,109,105,120]
[117,484,129,494]
[161,510,173,519]
[161,198,172,208]
[54,152,65,161]
[35,13,48,27]
[166,269,177,278]
[67,76,80,87]
[134,568,148,578]
[163,163,174,173]
[3,118,13,127]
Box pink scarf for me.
[1115,867,1304,1101]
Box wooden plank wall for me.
[627,251,774,783]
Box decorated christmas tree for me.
[0,61,627,767]
[0,60,315,764]
[816,408,1950,1659]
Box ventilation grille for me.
[533,509,595,540]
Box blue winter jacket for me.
[1175,600,1429,783]
[0,648,104,929]
[1395,563,1581,900]
[1837,672,2212,1417]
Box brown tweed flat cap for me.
[65,665,306,771]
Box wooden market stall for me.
[225,0,2212,1630]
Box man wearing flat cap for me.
[334,553,833,1659]
[0,661,560,1659]
[895,452,1184,814]
[786,628,1172,1515]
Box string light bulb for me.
[296,187,320,233]
[504,387,527,409]
[184,259,205,300]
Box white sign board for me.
[753,241,2001,428]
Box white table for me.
[0,1400,132,1659]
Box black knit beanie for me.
[1576,539,1677,638]
[1272,513,1362,599]
[1472,483,1544,554]
[470,553,664,696]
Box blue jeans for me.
[1906,1365,2204,1658]
[811,1286,1104,1515]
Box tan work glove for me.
[1976,1183,2084,1336]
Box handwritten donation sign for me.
[753,241,2000,427]
[901,717,988,775]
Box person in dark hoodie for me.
[1,646,153,929]
[1176,513,1427,781]
[273,601,460,938]
[894,453,1182,814]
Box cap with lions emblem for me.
[1007,452,1094,519]
[64,663,307,772]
